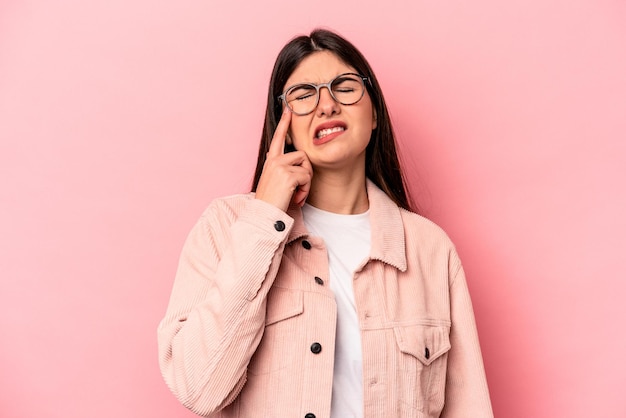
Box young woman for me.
[158,29,493,418]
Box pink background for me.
[1,0,625,417]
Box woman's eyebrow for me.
[286,82,316,91]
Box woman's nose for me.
[316,87,340,116]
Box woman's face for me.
[282,51,377,172]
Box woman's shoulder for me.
[398,208,456,249]
[202,192,255,215]
[197,191,292,230]
[398,209,463,275]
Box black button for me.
[305,414,316,418]
[425,347,430,360]
[314,276,324,285]
[310,342,322,354]
[274,221,285,232]
[301,240,312,249]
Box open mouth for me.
[314,121,347,140]
[316,126,345,139]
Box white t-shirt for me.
[302,203,371,418]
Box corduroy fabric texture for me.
[158,180,493,418]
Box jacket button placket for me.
[299,236,333,418]
[302,239,326,288]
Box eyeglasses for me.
[278,72,369,116]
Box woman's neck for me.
[305,169,369,214]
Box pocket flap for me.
[394,323,451,366]
[265,287,304,326]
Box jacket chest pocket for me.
[393,323,451,414]
[247,287,304,376]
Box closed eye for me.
[332,77,360,94]
[295,92,315,101]
[287,85,316,101]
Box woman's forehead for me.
[284,51,357,87]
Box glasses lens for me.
[283,74,366,115]
[285,84,318,115]
[331,75,364,105]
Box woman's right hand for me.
[255,107,313,212]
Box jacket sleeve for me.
[441,250,494,418]
[157,197,293,416]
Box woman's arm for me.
[441,251,494,418]
[157,197,293,416]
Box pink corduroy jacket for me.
[158,180,493,418]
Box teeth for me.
[317,126,345,138]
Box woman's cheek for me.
[289,121,309,148]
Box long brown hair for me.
[251,29,416,212]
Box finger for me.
[291,155,313,206]
[271,150,308,167]
[267,107,292,158]
[289,169,312,204]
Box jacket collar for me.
[286,179,407,272]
